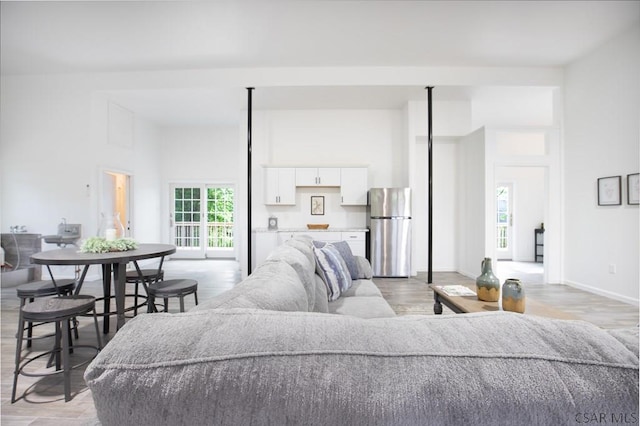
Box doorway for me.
[170,183,236,259]
[101,171,132,237]
[495,166,546,282]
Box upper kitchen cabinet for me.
[264,167,296,205]
[340,168,368,205]
[295,168,341,187]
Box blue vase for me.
[476,258,500,302]
[502,278,525,313]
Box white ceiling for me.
[2,1,638,125]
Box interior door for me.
[101,170,132,237]
[496,183,513,260]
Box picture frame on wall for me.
[311,196,325,215]
[627,173,639,205]
[597,176,622,206]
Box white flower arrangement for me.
[80,237,138,253]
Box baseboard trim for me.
[564,279,639,306]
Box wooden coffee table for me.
[430,283,577,320]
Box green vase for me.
[502,278,525,313]
[476,257,500,302]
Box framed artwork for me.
[597,176,621,206]
[628,173,639,205]
[311,196,324,215]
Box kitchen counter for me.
[253,228,368,233]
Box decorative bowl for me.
[307,224,329,230]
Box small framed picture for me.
[627,173,639,205]
[597,176,622,206]
[311,196,325,215]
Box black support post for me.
[247,87,254,273]
[426,86,434,284]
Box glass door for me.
[205,185,235,258]
[170,184,235,259]
[496,183,513,260]
[171,185,204,258]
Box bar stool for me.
[125,268,164,315]
[12,294,102,402]
[16,279,75,349]
[147,279,198,313]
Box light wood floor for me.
[1,260,638,425]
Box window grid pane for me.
[174,186,201,249]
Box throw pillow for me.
[324,245,353,292]
[312,240,326,248]
[312,240,358,280]
[313,245,350,301]
[328,241,358,280]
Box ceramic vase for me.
[476,257,500,302]
[502,278,525,313]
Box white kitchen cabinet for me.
[252,231,278,271]
[287,231,366,257]
[340,168,368,205]
[341,232,366,257]
[295,168,341,187]
[264,168,296,205]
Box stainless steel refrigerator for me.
[368,187,411,277]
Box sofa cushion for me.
[190,261,308,312]
[328,295,396,318]
[356,256,373,279]
[284,236,315,267]
[313,245,350,301]
[266,244,316,311]
[312,275,329,313]
[340,279,383,298]
[86,310,639,426]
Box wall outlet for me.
[608,264,617,274]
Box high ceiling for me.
[2,1,638,125]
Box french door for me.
[496,183,514,260]
[170,184,235,259]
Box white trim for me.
[564,279,640,306]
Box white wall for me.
[413,139,458,272]
[471,87,555,130]
[564,24,640,303]
[1,75,95,239]
[456,128,486,278]
[159,126,240,183]
[130,119,163,243]
[411,100,472,137]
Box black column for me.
[247,87,254,273]
[426,86,434,284]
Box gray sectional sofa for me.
[85,236,639,425]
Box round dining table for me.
[31,243,176,333]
